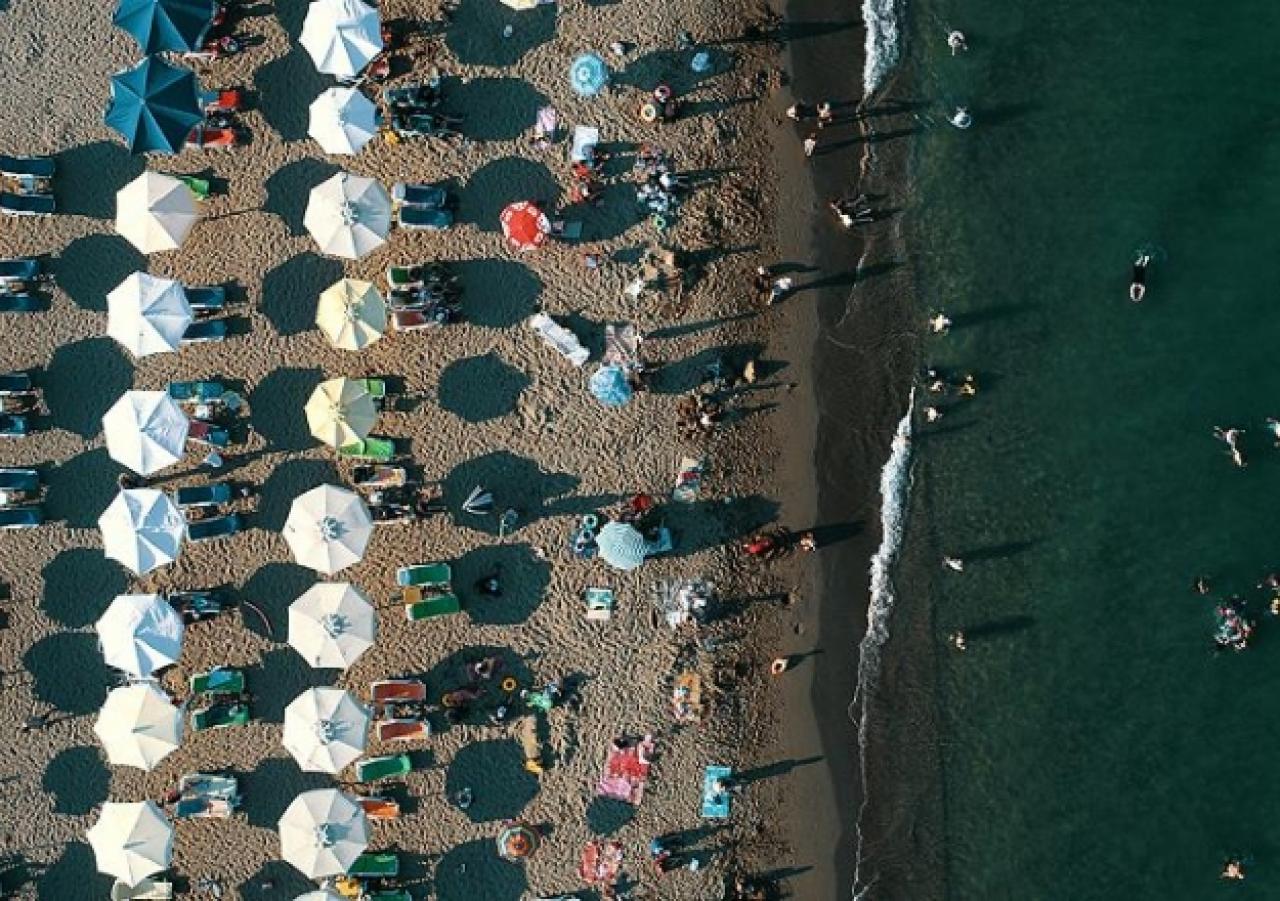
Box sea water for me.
[882,1,1280,897]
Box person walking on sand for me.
[817,101,833,127]
[803,133,818,157]
[787,101,816,122]
[1212,426,1247,468]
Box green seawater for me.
[901,2,1280,897]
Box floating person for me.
[948,30,968,54]
[803,133,818,157]
[1221,858,1246,881]
[929,312,953,334]
[1192,575,1211,595]
[1212,426,1247,468]
[948,630,967,651]
[925,406,944,422]
[950,106,973,129]
[817,101,834,127]
[1130,253,1151,302]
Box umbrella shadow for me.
[663,495,780,556]
[260,252,343,336]
[445,740,538,823]
[457,157,558,231]
[0,854,43,898]
[586,796,635,835]
[453,543,550,625]
[243,647,332,724]
[264,158,341,237]
[450,259,541,328]
[42,548,127,627]
[24,633,109,715]
[564,182,645,242]
[249,366,326,453]
[44,448,119,528]
[442,451,579,535]
[444,0,555,67]
[440,76,549,142]
[53,141,145,219]
[651,342,766,395]
[238,756,335,829]
[52,234,145,311]
[35,843,96,901]
[241,560,315,640]
[42,746,109,816]
[255,457,340,532]
[43,339,132,438]
[435,838,527,901]
[437,354,530,424]
[254,48,331,142]
[237,860,314,900]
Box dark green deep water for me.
[899,2,1280,897]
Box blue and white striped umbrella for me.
[569,53,610,97]
[589,365,633,407]
[597,521,648,571]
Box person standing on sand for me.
[787,101,816,122]
[802,134,818,157]
[817,101,833,127]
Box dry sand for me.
[0,0,837,898]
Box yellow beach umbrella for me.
[305,377,377,449]
[315,278,386,350]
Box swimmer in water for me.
[1130,253,1151,302]
[929,312,953,334]
[1192,575,1211,595]
[947,31,968,55]
[1266,417,1280,447]
[925,406,944,423]
[958,374,979,397]
[1212,426,1247,468]
[950,106,973,129]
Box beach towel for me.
[528,312,589,366]
[578,840,624,885]
[672,456,705,502]
[534,106,558,143]
[596,736,655,804]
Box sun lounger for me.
[338,437,396,463]
[0,506,41,529]
[0,257,43,283]
[168,380,226,403]
[178,176,212,201]
[390,308,436,332]
[190,702,250,731]
[701,765,733,819]
[111,878,174,900]
[175,483,233,509]
[349,852,400,878]
[0,467,40,493]
[569,126,600,163]
[186,419,230,447]
[528,312,590,367]
[181,318,229,344]
[596,736,656,805]
[371,679,427,704]
[404,593,460,620]
[397,562,451,588]
[0,191,54,216]
[358,795,400,820]
[202,89,244,113]
[386,264,422,289]
[375,719,429,742]
[392,182,449,208]
[0,414,30,437]
[190,667,244,696]
[366,891,411,901]
[0,373,33,395]
[186,285,226,315]
[175,772,240,818]
[0,292,39,312]
[352,466,407,491]
[186,513,242,541]
[185,125,238,149]
[396,204,453,231]
[356,753,412,783]
[358,378,387,406]
[0,155,55,179]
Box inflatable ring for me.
[653,84,673,103]
[501,676,518,693]
[652,214,668,231]
[639,102,659,123]
[441,693,458,708]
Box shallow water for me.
[899,1,1280,897]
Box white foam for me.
[862,0,902,97]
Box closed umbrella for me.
[588,365,633,407]
[283,687,370,773]
[116,172,198,254]
[284,484,373,575]
[105,57,203,154]
[499,200,549,252]
[99,489,186,575]
[315,278,386,350]
[308,87,379,155]
[107,272,193,357]
[102,390,190,476]
[96,593,185,678]
[305,172,392,260]
[87,801,173,887]
[569,53,610,97]
[278,789,369,879]
[596,521,649,571]
[300,0,383,79]
[288,583,377,669]
[113,0,217,54]
[94,683,182,771]
[305,378,377,449]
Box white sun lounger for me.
[528,312,589,367]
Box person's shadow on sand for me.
[444,1,554,67]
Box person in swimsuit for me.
[1213,426,1247,468]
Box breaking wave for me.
[862,0,902,97]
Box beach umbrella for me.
[116,172,198,254]
[288,582,377,669]
[87,801,173,887]
[308,87,379,155]
[315,278,387,350]
[596,521,649,571]
[278,789,369,879]
[107,272,193,357]
[496,823,540,861]
[588,365,633,407]
[499,200,549,252]
[94,683,183,771]
[305,172,392,260]
[305,377,377,449]
[99,488,186,575]
[282,687,370,773]
[284,484,373,575]
[102,390,190,476]
[569,53,610,97]
[300,0,383,79]
[105,56,203,154]
[95,593,185,678]
[113,0,217,54]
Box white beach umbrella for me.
[315,278,386,351]
[300,0,383,78]
[94,682,183,771]
[288,582,377,669]
[283,484,373,575]
[99,488,186,575]
[115,172,198,254]
[282,687,370,773]
[304,377,377,449]
[96,593,185,678]
[278,788,370,879]
[304,171,391,260]
[102,390,190,477]
[106,272,193,357]
[308,86,379,155]
[87,800,173,887]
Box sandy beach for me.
[0,0,895,897]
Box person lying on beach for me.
[1212,426,1247,468]
[1130,253,1151,302]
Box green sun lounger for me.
[356,754,412,783]
[404,593,461,621]
[191,703,250,731]
[178,176,211,200]
[349,852,400,878]
[338,437,396,463]
[396,562,451,588]
[359,378,387,405]
[190,668,244,696]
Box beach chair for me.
[0,468,42,508]
[404,593,460,621]
[178,176,212,201]
[386,264,422,289]
[186,420,230,448]
[348,852,400,878]
[375,719,429,742]
[356,754,412,783]
[392,182,449,208]
[366,892,411,901]
[0,506,41,529]
[390,308,435,332]
[0,414,30,437]
[396,204,453,231]
[0,373,33,395]
[371,679,427,704]
[549,219,583,240]
[0,191,55,216]
[338,437,396,463]
[175,482,232,509]
[569,126,600,163]
[175,772,240,818]
[358,795,400,820]
[202,88,244,113]
[190,667,244,697]
[701,765,733,819]
[190,702,250,731]
[185,125,238,149]
[358,378,387,407]
[0,292,39,312]
[0,155,55,180]
[186,513,242,542]
[181,318,229,343]
[0,257,43,283]
[352,466,407,492]
[167,380,226,403]
[186,285,226,315]
[110,878,174,900]
[397,562,451,589]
